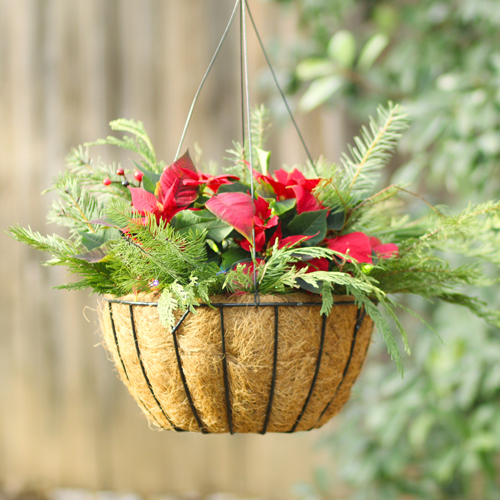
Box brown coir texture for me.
[99,292,373,433]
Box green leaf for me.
[296,277,323,294]
[299,76,345,112]
[286,210,328,246]
[357,33,389,71]
[217,181,250,194]
[133,161,161,194]
[75,243,112,263]
[256,147,271,175]
[171,210,233,242]
[326,210,345,230]
[327,30,356,67]
[221,248,250,271]
[271,198,296,216]
[296,58,335,81]
[194,195,210,208]
[79,228,121,250]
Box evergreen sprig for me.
[87,118,163,173]
[315,102,409,212]
[46,171,105,237]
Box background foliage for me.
[269,0,500,498]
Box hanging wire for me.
[175,0,240,161]
[240,3,246,147]
[244,0,317,174]
[240,0,259,297]
[174,0,316,296]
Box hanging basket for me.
[99,292,373,434]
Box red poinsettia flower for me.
[254,168,323,214]
[326,232,399,264]
[129,151,199,223]
[180,167,240,194]
[237,197,279,252]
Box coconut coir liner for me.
[99,292,373,433]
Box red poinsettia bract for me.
[326,232,399,264]
[129,151,199,223]
[205,192,256,242]
[255,168,323,214]
[180,167,239,194]
[237,196,279,252]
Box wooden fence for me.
[0,1,349,498]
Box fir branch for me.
[87,119,160,173]
[314,103,409,212]
[46,172,104,236]
[250,104,271,154]
[7,225,82,261]
[346,103,408,193]
[435,292,500,328]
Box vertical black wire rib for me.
[245,0,316,172]
[170,310,209,434]
[309,308,366,430]
[220,308,234,434]
[108,303,163,428]
[261,306,280,434]
[288,314,327,433]
[129,305,182,432]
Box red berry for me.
[116,167,125,176]
[134,170,144,182]
[103,178,112,186]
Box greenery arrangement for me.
[8,103,500,372]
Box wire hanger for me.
[174,0,316,303]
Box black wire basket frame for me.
[105,297,368,434]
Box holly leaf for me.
[206,192,255,242]
[285,210,328,246]
[171,210,233,242]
